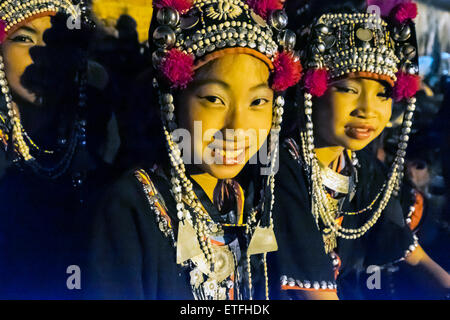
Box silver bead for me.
[400,134,409,142]
[165,104,175,113]
[275,96,285,107]
[162,93,174,104]
[397,150,406,157]
[278,29,296,50]
[402,127,411,135]
[317,42,326,53]
[402,45,417,60]
[407,64,418,75]
[156,7,180,27]
[153,25,177,49]
[393,25,411,42]
[269,10,288,30]
[407,103,416,112]
[316,24,329,35]
[152,48,167,67]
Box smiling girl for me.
[88,0,301,300]
[271,0,450,300]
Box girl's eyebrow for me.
[14,26,37,34]
[191,79,230,90]
[250,82,270,91]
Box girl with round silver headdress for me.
[88,0,302,300]
[271,0,450,300]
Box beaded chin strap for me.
[296,4,420,252]
[150,0,302,300]
[0,0,93,180]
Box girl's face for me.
[177,53,274,180]
[1,16,51,105]
[313,78,393,151]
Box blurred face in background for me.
[1,16,51,105]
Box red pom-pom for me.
[153,0,194,14]
[272,52,303,92]
[0,20,7,44]
[392,2,418,23]
[366,0,405,17]
[246,0,283,20]
[160,48,195,89]
[393,72,420,101]
[304,69,328,97]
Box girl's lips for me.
[345,124,376,140]
[210,147,248,165]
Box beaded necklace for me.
[157,85,283,300]
[0,59,88,180]
[300,93,417,253]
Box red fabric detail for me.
[392,2,418,23]
[160,48,195,89]
[272,51,303,92]
[304,69,328,97]
[153,0,194,14]
[246,0,283,20]
[0,20,7,44]
[393,72,420,102]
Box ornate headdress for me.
[0,0,92,180]
[149,0,302,300]
[151,0,302,91]
[289,0,420,249]
[0,0,83,41]
[300,0,419,99]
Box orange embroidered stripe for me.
[136,169,173,229]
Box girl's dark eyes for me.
[10,35,34,43]
[202,96,224,105]
[251,98,269,107]
[335,86,358,94]
[377,92,391,100]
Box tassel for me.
[304,68,328,97]
[160,48,195,89]
[0,20,7,44]
[392,2,418,24]
[271,51,303,92]
[153,0,194,14]
[393,72,420,102]
[246,0,284,20]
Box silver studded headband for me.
[151,0,302,91]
